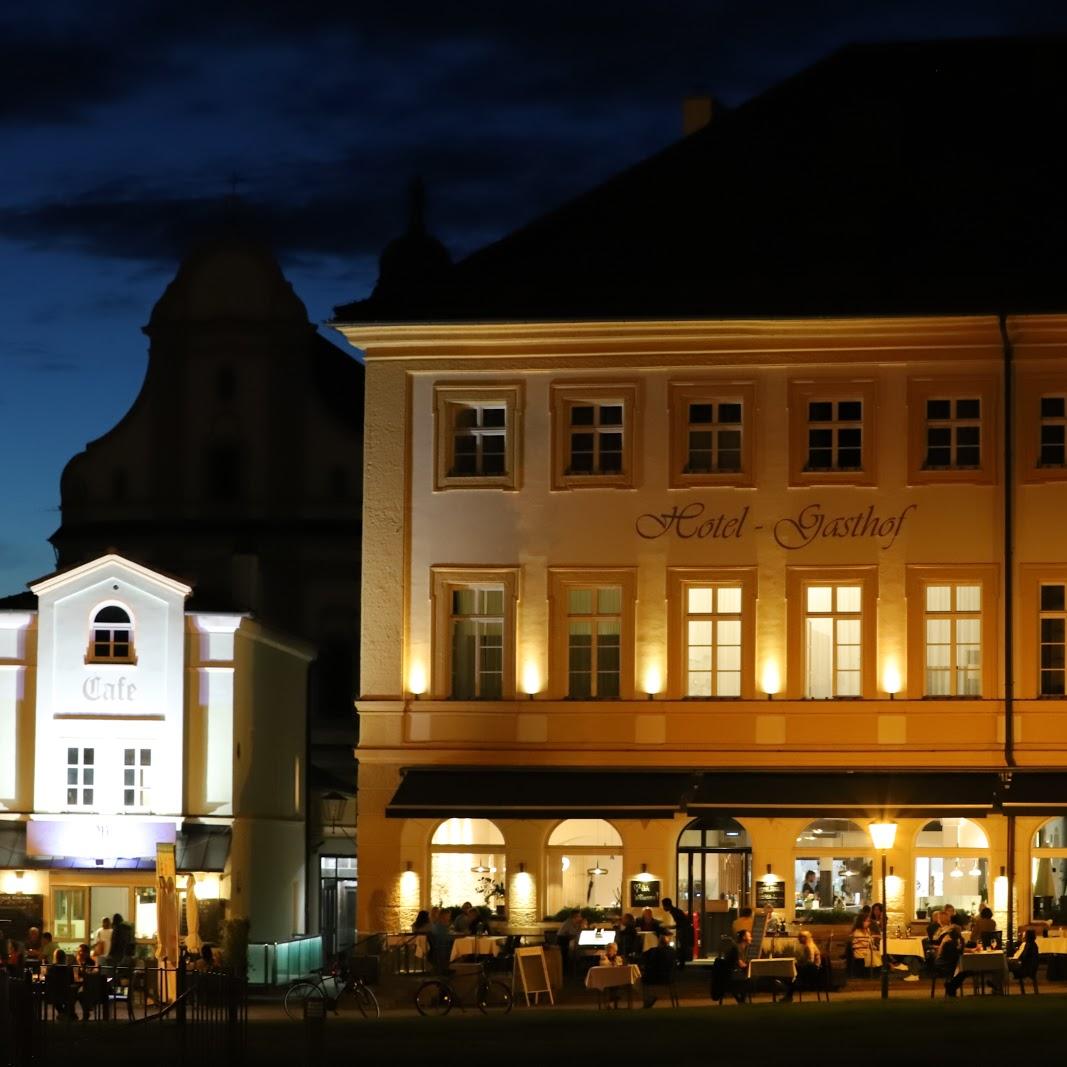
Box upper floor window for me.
[924,583,981,696]
[1039,396,1067,467]
[552,383,638,490]
[669,382,755,488]
[684,585,742,697]
[804,585,862,698]
[686,402,742,473]
[806,400,863,471]
[567,586,622,699]
[434,384,522,490]
[66,747,94,809]
[923,398,981,469]
[89,605,134,662]
[1040,583,1066,697]
[124,748,152,809]
[450,587,504,700]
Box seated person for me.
[970,906,997,946]
[44,952,75,1018]
[597,942,625,967]
[641,934,678,1008]
[794,930,822,983]
[429,909,454,974]
[732,907,754,935]
[637,908,662,935]
[412,910,432,934]
[1009,928,1040,982]
[24,927,44,962]
[938,929,967,996]
[721,929,753,1003]
[848,916,882,975]
[451,902,476,934]
[926,909,945,942]
[616,913,639,959]
[556,909,585,969]
[869,903,885,936]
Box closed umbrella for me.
[155,843,180,1002]
[1034,857,1056,899]
[185,875,202,956]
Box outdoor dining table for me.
[957,950,1007,994]
[765,936,798,957]
[747,957,797,1003]
[584,963,642,1008]
[885,937,927,959]
[1033,938,1067,956]
[450,935,504,961]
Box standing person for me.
[429,908,453,975]
[92,917,112,962]
[106,913,132,966]
[660,897,693,968]
[556,909,585,971]
[641,933,678,1008]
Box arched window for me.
[545,819,622,918]
[914,818,989,918]
[89,605,134,662]
[793,819,872,912]
[1032,817,1067,923]
[429,818,506,911]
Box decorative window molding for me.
[550,382,640,490]
[788,379,877,487]
[907,377,997,485]
[433,383,524,491]
[667,381,756,488]
[85,603,137,665]
[1018,373,1067,483]
[1019,565,1067,699]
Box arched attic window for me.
[88,604,135,662]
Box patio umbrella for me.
[155,843,180,1002]
[185,874,202,956]
[1034,857,1056,899]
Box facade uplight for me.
[521,662,541,697]
[883,662,902,697]
[408,663,427,697]
[761,662,781,698]
[643,664,663,699]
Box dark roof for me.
[336,36,1067,324]
[0,591,36,610]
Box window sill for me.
[83,656,138,667]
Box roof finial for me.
[408,176,426,235]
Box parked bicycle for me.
[284,961,380,1021]
[414,962,512,1016]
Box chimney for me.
[682,96,715,136]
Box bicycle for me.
[284,962,381,1021]
[414,962,512,1016]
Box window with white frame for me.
[66,747,95,808]
[567,586,622,698]
[923,398,981,469]
[566,402,624,475]
[450,587,504,699]
[685,401,742,473]
[450,402,508,478]
[685,585,742,697]
[123,748,151,809]
[805,400,863,471]
[1040,583,1066,697]
[89,605,133,661]
[924,583,981,696]
[1039,396,1067,467]
[804,585,861,698]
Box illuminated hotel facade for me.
[0,554,312,953]
[335,39,1067,947]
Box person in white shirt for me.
[92,917,112,961]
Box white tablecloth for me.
[1036,938,1067,955]
[957,951,1007,978]
[749,957,797,981]
[885,937,926,958]
[584,964,642,991]
[450,936,503,961]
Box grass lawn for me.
[43,996,1061,1065]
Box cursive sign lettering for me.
[772,503,915,552]
[636,503,750,540]
[82,676,137,702]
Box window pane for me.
[597,587,622,614]
[836,618,860,645]
[689,403,713,424]
[927,399,951,420]
[481,588,504,615]
[838,400,862,421]
[688,672,712,697]
[687,620,713,647]
[1041,585,1065,612]
[1041,396,1065,418]
[717,672,741,697]
[926,585,951,612]
[956,618,980,645]
[956,398,980,419]
[570,405,594,426]
[716,586,742,614]
[452,622,477,699]
[807,587,832,613]
[805,617,834,698]
[124,749,134,765]
[687,587,713,614]
[687,646,713,672]
[482,406,506,428]
[835,586,861,613]
[956,585,981,612]
[452,588,477,615]
[1041,618,1065,643]
[717,645,741,671]
[716,619,741,646]
[599,405,623,426]
[809,401,833,422]
[926,618,951,645]
[568,589,593,614]
[718,403,742,424]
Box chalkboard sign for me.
[756,879,785,908]
[514,946,554,1006]
[630,880,661,908]
[0,894,44,940]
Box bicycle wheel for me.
[352,982,381,1019]
[284,981,325,1022]
[414,980,453,1016]
[477,979,512,1014]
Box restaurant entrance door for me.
[676,816,751,959]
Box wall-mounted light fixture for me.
[405,860,413,872]
[883,662,902,700]
[761,662,781,700]
[409,663,427,699]
[521,663,541,699]
[518,862,525,874]
[643,664,662,700]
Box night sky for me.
[3,1,1067,595]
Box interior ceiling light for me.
[588,864,608,876]
[471,864,491,874]
[950,860,964,879]
[968,859,982,878]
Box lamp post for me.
[869,822,898,1000]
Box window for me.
[433,384,522,490]
[1039,396,1067,467]
[449,587,504,699]
[924,583,981,696]
[66,747,94,808]
[684,585,742,697]
[805,400,863,471]
[669,382,755,487]
[793,820,873,911]
[1032,817,1067,924]
[567,586,622,698]
[1040,584,1066,697]
[88,605,134,662]
[546,820,622,918]
[914,818,989,917]
[551,383,639,489]
[430,819,506,918]
[804,585,862,698]
[924,398,981,469]
[123,748,151,809]
[549,570,635,699]
[431,568,518,699]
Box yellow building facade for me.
[337,311,1067,951]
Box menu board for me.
[756,879,786,908]
[629,880,661,908]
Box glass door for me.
[52,886,89,952]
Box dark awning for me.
[386,769,694,820]
[176,825,231,872]
[998,773,1067,814]
[688,772,1000,819]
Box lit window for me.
[685,585,742,697]
[804,585,861,698]
[66,747,94,808]
[89,605,133,661]
[1039,396,1067,467]
[450,587,504,699]
[124,748,151,809]
[567,586,622,698]
[450,403,508,477]
[1040,584,1066,697]
[685,402,742,473]
[923,398,981,469]
[567,402,624,476]
[805,400,863,471]
[924,583,981,696]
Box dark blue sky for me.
[3,0,1067,594]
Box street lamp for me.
[321,791,347,832]
[869,822,898,1000]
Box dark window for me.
[684,401,744,474]
[805,400,863,471]
[450,403,508,478]
[1040,583,1067,696]
[924,398,980,469]
[567,403,626,476]
[1039,396,1067,467]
